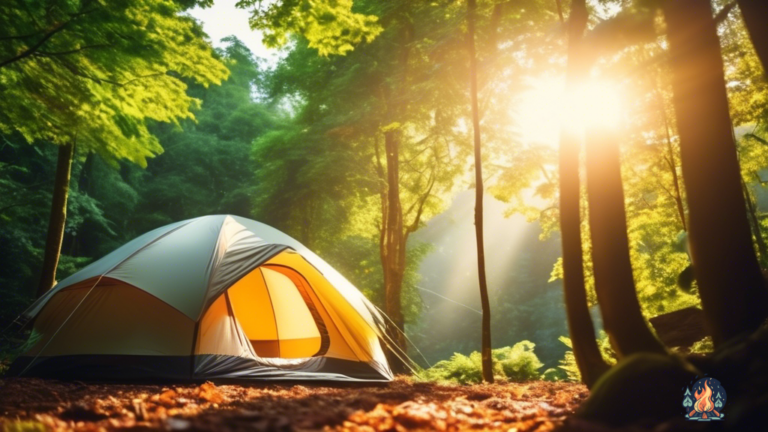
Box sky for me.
[187,0,279,63]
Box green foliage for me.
[542,367,566,381]
[419,352,482,385]
[0,133,103,323]
[236,0,382,56]
[0,0,228,167]
[493,341,544,382]
[558,331,617,382]
[559,352,581,382]
[0,37,268,330]
[419,342,544,384]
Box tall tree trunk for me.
[379,18,415,374]
[382,127,408,373]
[736,0,768,73]
[37,141,75,297]
[467,0,493,383]
[584,128,667,356]
[663,0,768,346]
[558,0,610,388]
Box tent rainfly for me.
[10,215,393,381]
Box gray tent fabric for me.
[24,218,194,319]
[26,216,288,320]
[13,215,393,382]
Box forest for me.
[1,0,768,430]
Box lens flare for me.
[515,76,625,147]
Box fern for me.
[418,341,544,384]
[558,331,617,382]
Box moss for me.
[577,353,699,426]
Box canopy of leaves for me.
[0,37,270,329]
[236,0,382,56]
[0,0,228,166]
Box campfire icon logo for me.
[683,377,726,421]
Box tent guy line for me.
[415,286,483,315]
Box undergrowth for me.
[417,341,545,384]
[558,331,617,382]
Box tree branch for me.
[404,169,436,238]
[0,1,99,68]
[0,20,70,68]
[54,56,165,87]
[34,43,112,57]
[0,31,44,41]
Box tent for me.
[10,215,393,382]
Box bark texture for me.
[584,128,666,356]
[37,141,75,297]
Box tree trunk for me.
[378,19,415,374]
[382,128,408,373]
[663,0,768,345]
[660,97,687,232]
[467,0,494,384]
[37,141,75,297]
[585,128,667,356]
[736,0,768,74]
[558,0,610,388]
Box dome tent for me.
[10,215,393,382]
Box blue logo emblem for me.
[683,377,726,421]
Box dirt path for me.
[0,377,588,431]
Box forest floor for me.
[0,377,591,431]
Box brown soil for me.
[0,377,588,431]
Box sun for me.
[514,75,625,147]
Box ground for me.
[0,377,589,431]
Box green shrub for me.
[418,341,544,384]
[492,341,543,381]
[542,367,566,381]
[558,331,617,382]
[418,352,482,384]
[558,345,581,382]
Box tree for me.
[253,1,474,371]
[662,0,768,345]
[556,0,610,388]
[138,37,275,230]
[0,0,228,296]
[467,0,493,383]
[584,123,667,356]
[555,0,768,426]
